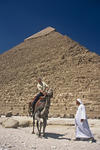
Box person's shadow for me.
[44,132,71,140]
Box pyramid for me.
[25,26,55,40]
[0,27,100,118]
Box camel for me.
[29,88,53,137]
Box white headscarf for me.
[77,98,83,104]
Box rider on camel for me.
[32,78,49,112]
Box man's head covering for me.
[76,98,83,104]
[37,78,42,82]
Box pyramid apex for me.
[25,26,56,41]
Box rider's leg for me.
[32,92,44,111]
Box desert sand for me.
[0,117,100,150]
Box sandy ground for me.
[0,118,100,150]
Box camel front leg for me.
[36,120,41,137]
[39,121,43,137]
[35,111,41,137]
[43,118,47,137]
[36,120,39,135]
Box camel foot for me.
[38,135,42,138]
[36,132,41,138]
[32,131,35,134]
[43,134,45,137]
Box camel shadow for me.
[44,132,71,140]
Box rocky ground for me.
[0,117,100,150]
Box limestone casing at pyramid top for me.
[24,26,56,41]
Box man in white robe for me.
[75,98,95,142]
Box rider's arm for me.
[43,82,49,91]
[40,90,46,96]
[37,84,45,95]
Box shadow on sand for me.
[44,132,71,140]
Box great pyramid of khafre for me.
[0,27,100,118]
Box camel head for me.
[46,88,53,98]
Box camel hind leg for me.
[32,114,35,134]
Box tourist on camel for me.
[32,78,49,112]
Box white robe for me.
[75,104,93,138]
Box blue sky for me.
[0,0,100,55]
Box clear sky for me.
[0,0,100,55]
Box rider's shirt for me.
[37,81,48,92]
